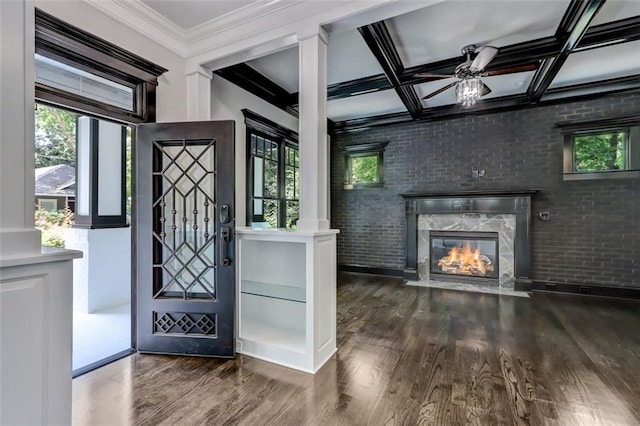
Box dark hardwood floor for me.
[73,273,640,425]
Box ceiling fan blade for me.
[470,46,498,71]
[422,81,457,100]
[485,63,537,76]
[480,81,492,97]
[414,73,455,79]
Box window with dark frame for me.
[243,110,299,229]
[343,141,388,189]
[559,117,640,181]
[34,8,167,124]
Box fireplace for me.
[401,190,536,289]
[430,231,499,284]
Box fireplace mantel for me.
[401,190,538,286]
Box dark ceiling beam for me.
[527,0,607,102]
[288,74,392,106]
[358,22,423,118]
[214,63,298,117]
[576,15,640,51]
[335,75,640,133]
[543,74,640,100]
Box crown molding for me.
[81,0,307,58]
[82,0,187,55]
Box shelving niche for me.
[237,227,338,373]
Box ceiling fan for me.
[414,44,537,106]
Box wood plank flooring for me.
[72,273,640,425]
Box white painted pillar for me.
[296,28,330,232]
[0,0,42,257]
[186,66,212,121]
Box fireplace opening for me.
[430,231,499,283]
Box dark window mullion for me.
[278,138,286,228]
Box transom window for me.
[244,110,299,229]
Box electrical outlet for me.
[579,286,592,294]
[538,211,550,221]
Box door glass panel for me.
[152,139,216,299]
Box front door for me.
[135,121,235,357]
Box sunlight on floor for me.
[73,304,131,371]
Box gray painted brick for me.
[331,92,640,287]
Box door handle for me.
[220,227,232,266]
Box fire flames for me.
[437,242,494,277]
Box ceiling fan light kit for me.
[456,78,483,107]
[416,44,535,107]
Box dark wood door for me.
[135,121,235,357]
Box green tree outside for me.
[574,131,626,172]
[351,155,378,183]
[35,104,76,167]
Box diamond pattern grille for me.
[153,312,217,336]
[152,139,216,300]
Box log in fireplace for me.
[430,231,499,285]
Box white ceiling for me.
[327,89,406,121]
[590,0,640,26]
[140,0,257,30]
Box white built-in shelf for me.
[240,320,306,353]
[241,280,305,303]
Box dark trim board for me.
[339,264,404,278]
[524,280,640,301]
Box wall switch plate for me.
[538,211,550,221]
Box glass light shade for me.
[456,78,482,107]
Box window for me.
[35,8,167,123]
[244,110,299,229]
[37,198,58,212]
[560,117,640,180]
[343,141,388,189]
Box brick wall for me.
[331,92,640,287]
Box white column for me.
[0,0,41,257]
[296,28,330,232]
[186,66,212,121]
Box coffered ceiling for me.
[89,0,640,132]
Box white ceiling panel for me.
[550,40,640,88]
[247,47,299,93]
[327,89,406,121]
[415,71,534,108]
[387,0,571,68]
[591,0,640,26]
[327,30,384,85]
[140,0,256,30]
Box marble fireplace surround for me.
[401,190,537,288]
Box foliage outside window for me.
[244,110,299,229]
[343,142,388,189]
[561,118,640,180]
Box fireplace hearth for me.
[401,190,537,289]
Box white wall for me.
[210,76,298,226]
[36,0,187,122]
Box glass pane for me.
[286,201,299,230]
[153,139,216,299]
[263,200,278,228]
[251,134,257,155]
[253,157,264,197]
[574,131,628,172]
[430,236,498,279]
[285,166,296,200]
[253,199,263,215]
[264,159,278,198]
[35,54,134,111]
[351,155,379,183]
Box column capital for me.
[297,26,328,45]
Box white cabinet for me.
[236,227,338,373]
